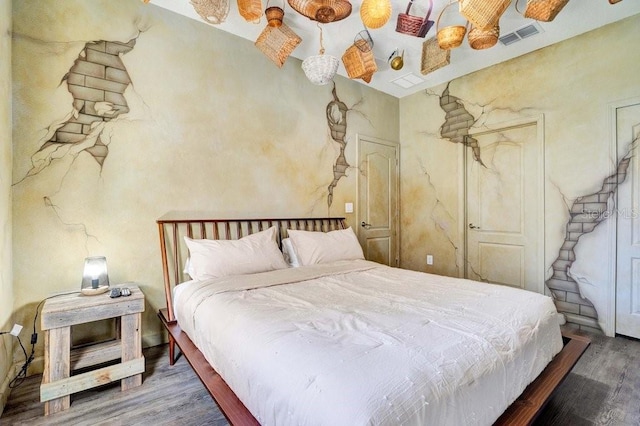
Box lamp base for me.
[81,285,110,296]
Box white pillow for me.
[184,226,288,281]
[281,238,301,268]
[287,227,364,266]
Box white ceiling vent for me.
[499,22,544,46]
[391,73,424,89]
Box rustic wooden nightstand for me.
[40,285,145,415]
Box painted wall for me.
[400,14,640,334]
[10,0,398,369]
[0,0,14,415]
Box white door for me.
[465,118,544,293]
[615,101,640,339]
[357,135,399,266]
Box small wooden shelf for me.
[40,287,145,416]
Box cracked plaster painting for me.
[439,84,485,167]
[432,84,639,333]
[10,0,400,359]
[547,154,632,330]
[326,85,350,209]
[27,38,136,177]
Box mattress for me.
[175,260,563,426]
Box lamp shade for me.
[81,256,110,295]
[360,0,392,29]
[302,54,339,85]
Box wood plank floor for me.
[1,331,638,425]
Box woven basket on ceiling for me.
[360,0,392,29]
[459,0,511,30]
[287,0,352,23]
[302,54,339,85]
[265,6,285,26]
[255,22,302,68]
[436,2,468,50]
[420,36,450,75]
[341,39,377,83]
[238,0,263,23]
[467,24,499,50]
[516,0,569,22]
[396,0,435,38]
[190,0,230,24]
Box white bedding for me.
[175,260,563,426]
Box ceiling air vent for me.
[516,24,540,39]
[391,73,424,89]
[499,22,543,46]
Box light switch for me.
[426,255,434,265]
[345,202,354,213]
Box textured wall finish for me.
[400,14,640,334]
[10,0,399,368]
[0,0,13,415]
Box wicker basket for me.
[287,0,352,23]
[396,0,435,38]
[255,22,301,68]
[265,6,284,26]
[468,24,499,50]
[238,0,263,23]
[436,2,468,50]
[459,0,511,30]
[342,40,377,82]
[421,37,450,75]
[360,0,392,29]
[190,0,230,24]
[302,54,339,85]
[354,29,374,52]
[516,0,569,22]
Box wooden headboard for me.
[157,213,347,321]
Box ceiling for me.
[150,0,640,98]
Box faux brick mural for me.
[547,156,631,331]
[37,38,136,167]
[439,86,485,166]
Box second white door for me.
[357,135,399,267]
[465,118,544,293]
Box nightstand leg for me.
[121,312,143,390]
[43,327,70,415]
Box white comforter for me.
[175,260,563,426]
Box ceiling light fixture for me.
[302,25,339,85]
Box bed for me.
[157,214,590,426]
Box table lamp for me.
[81,256,110,295]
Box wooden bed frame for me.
[157,214,591,426]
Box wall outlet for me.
[345,202,354,214]
[426,255,433,265]
[10,324,23,337]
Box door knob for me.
[469,223,480,229]
[361,221,372,228]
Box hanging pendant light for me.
[302,25,339,85]
[360,0,392,29]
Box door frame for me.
[606,95,640,337]
[459,115,546,293]
[355,134,400,266]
